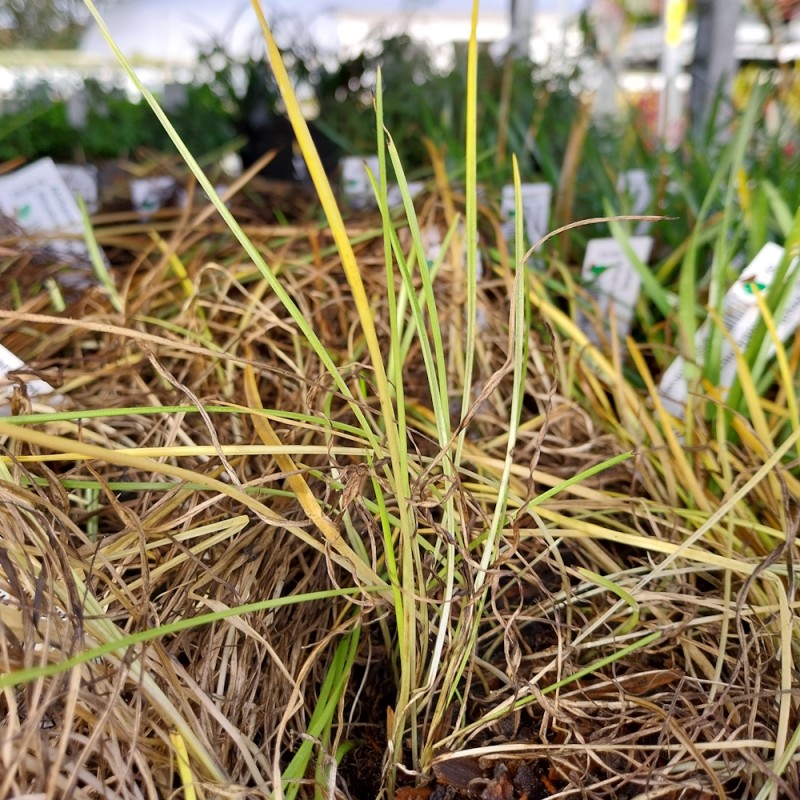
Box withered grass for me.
[0,168,797,800]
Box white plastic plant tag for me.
[177,183,230,210]
[424,227,484,279]
[130,176,177,219]
[66,89,88,130]
[341,155,379,209]
[579,236,653,343]
[422,225,483,281]
[455,225,484,282]
[220,151,243,178]
[474,229,484,283]
[0,157,91,267]
[162,82,188,112]
[425,226,487,332]
[0,342,55,405]
[56,164,99,214]
[386,181,424,210]
[501,182,552,260]
[617,169,652,234]
[658,242,800,418]
[423,226,442,269]
[386,184,402,209]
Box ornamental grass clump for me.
[0,2,798,799]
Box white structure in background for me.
[658,0,688,146]
[76,0,586,75]
[329,4,584,69]
[74,0,800,94]
[0,0,586,115]
[3,0,797,115]
[80,0,266,67]
[584,0,627,117]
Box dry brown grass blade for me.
[243,357,388,593]
[0,421,371,575]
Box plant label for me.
[56,164,100,214]
[658,242,800,418]
[0,157,91,266]
[0,341,56,406]
[130,176,177,219]
[617,169,652,234]
[578,236,653,343]
[66,88,88,130]
[423,226,442,269]
[425,226,487,330]
[220,151,243,178]
[162,82,188,112]
[424,226,484,275]
[341,155,379,209]
[177,183,230,210]
[386,181,424,210]
[501,182,552,258]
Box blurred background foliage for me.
[1,1,798,260]
[0,0,117,49]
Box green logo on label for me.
[16,203,32,220]
[743,281,768,295]
[590,264,610,276]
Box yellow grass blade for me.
[248,2,395,435]
[170,732,198,800]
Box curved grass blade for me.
[80,0,377,450]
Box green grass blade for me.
[77,195,123,313]
[82,0,379,449]
[282,629,361,800]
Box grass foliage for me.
[1,2,799,798]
